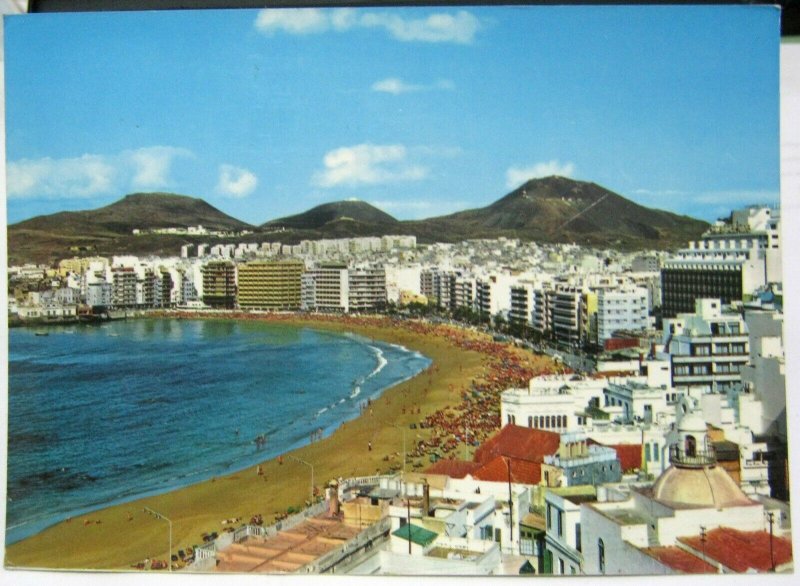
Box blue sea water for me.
[5,319,431,545]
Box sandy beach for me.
[4,313,556,570]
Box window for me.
[557,510,564,538]
[546,504,552,530]
[653,444,660,462]
[598,539,605,574]
[494,528,501,543]
[528,416,533,428]
[576,523,582,552]
[645,443,651,461]
[559,559,565,575]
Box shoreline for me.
[4,312,556,570]
[5,330,428,546]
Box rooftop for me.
[678,527,793,572]
[392,523,438,547]
[473,424,561,464]
[642,546,718,574]
[215,516,361,573]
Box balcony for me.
[669,445,716,468]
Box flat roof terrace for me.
[215,516,362,573]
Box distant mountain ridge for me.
[263,200,399,231]
[14,192,252,235]
[404,176,708,247]
[8,178,709,264]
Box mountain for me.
[14,192,252,235]
[404,176,708,248]
[8,193,253,265]
[7,179,709,265]
[262,200,399,231]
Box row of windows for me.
[530,414,567,429]
[644,442,661,462]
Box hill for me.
[7,179,709,265]
[8,193,252,265]
[404,176,708,248]
[14,193,251,235]
[262,200,399,231]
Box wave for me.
[350,385,361,399]
[366,345,388,380]
[315,407,328,417]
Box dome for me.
[651,464,754,509]
[678,412,707,434]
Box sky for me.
[2,5,781,226]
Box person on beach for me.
[368,441,372,451]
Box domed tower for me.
[671,411,713,466]
[651,410,753,509]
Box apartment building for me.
[202,260,237,309]
[348,266,387,312]
[658,299,749,394]
[237,260,304,310]
[661,206,780,317]
[595,287,649,343]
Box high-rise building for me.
[348,266,387,312]
[596,286,649,343]
[202,260,237,309]
[236,260,304,310]
[658,299,749,394]
[111,267,137,308]
[304,264,349,312]
[661,206,780,317]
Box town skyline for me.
[4,5,781,225]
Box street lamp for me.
[143,506,172,572]
[288,455,315,503]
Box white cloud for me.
[127,146,193,189]
[7,154,116,198]
[313,143,428,188]
[505,160,576,189]
[371,78,422,95]
[216,164,258,198]
[371,77,455,94]
[255,8,480,44]
[254,8,330,35]
[359,11,480,44]
[6,146,192,199]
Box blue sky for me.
[3,5,781,225]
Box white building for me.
[737,309,786,441]
[596,286,649,343]
[661,206,780,317]
[580,411,791,575]
[659,299,749,394]
[544,489,595,575]
[501,375,607,433]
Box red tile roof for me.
[587,440,642,472]
[611,444,643,473]
[473,424,560,465]
[471,456,542,485]
[425,459,481,479]
[679,527,793,573]
[643,546,718,574]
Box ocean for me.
[5,318,431,545]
